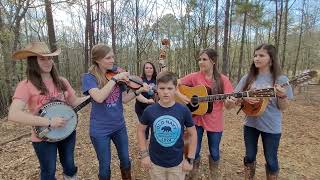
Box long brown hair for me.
[242,44,281,91]
[89,44,112,88]
[27,56,67,95]
[141,61,157,80]
[200,48,224,94]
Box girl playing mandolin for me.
[234,44,293,179]
[176,48,235,179]
[8,42,87,180]
[81,44,150,180]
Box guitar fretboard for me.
[195,92,248,103]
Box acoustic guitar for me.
[240,70,318,116]
[176,84,276,116]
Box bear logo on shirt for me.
[153,115,181,147]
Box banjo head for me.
[35,101,78,142]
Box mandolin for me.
[176,84,276,116]
[240,70,318,116]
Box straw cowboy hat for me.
[12,42,61,60]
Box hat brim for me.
[12,48,61,60]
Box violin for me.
[105,66,156,92]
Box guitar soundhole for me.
[190,96,199,107]
[187,103,199,113]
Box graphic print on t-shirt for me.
[105,86,120,107]
[153,115,181,147]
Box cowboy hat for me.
[12,41,61,60]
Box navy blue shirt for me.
[135,78,156,119]
[140,103,194,167]
[82,73,127,137]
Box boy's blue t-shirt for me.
[235,73,293,134]
[140,103,194,168]
[82,73,126,137]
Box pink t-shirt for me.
[13,78,76,142]
[180,72,234,132]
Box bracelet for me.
[278,95,288,99]
[48,118,51,129]
[111,77,118,83]
[133,91,140,96]
[138,149,149,159]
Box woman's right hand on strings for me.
[177,92,190,104]
[243,97,260,104]
[114,72,130,81]
[50,117,67,128]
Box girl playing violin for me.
[81,44,150,180]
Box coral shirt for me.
[180,72,234,132]
[12,78,76,142]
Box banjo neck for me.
[73,97,92,113]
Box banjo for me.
[34,97,91,142]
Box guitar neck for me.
[196,92,248,102]
[73,97,92,112]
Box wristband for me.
[48,118,51,129]
[111,77,118,83]
[186,157,195,165]
[278,95,287,99]
[138,149,149,159]
[134,91,140,96]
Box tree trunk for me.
[135,0,140,74]
[274,0,278,46]
[281,0,288,70]
[44,0,59,70]
[214,0,219,52]
[276,0,283,50]
[222,0,230,75]
[111,0,116,58]
[293,0,305,76]
[84,0,91,71]
[237,1,248,82]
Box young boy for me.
[137,71,197,180]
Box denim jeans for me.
[32,131,77,180]
[194,125,223,161]
[244,126,281,173]
[90,126,131,178]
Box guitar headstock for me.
[247,88,276,98]
[288,70,318,87]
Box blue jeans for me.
[90,126,131,178]
[195,125,223,161]
[32,131,77,180]
[244,126,281,173]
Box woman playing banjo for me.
[8,42,87,180]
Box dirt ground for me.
[0,85,319,180]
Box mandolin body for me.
[241,98,270,116]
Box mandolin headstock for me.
[286,70,318,87]
[247,88,276,98]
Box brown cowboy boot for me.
[185,158,200,180]
[209,155,221,180]
[265,164,278,180]
[244,158,256,180]
[120,167,132,180]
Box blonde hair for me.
[89,44,112,88]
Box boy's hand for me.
[141,156,152,170]
[182,159,193,172]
